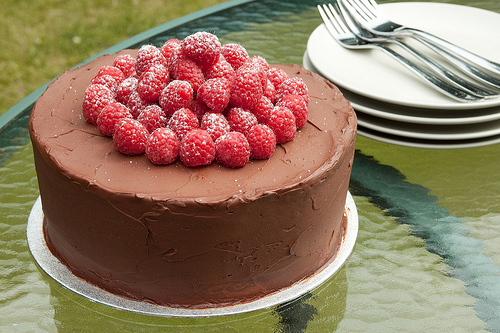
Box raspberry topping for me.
[168,108,200,140]
[96,102,132,137]
[81,32,309,168]
[146,127,180,165]
[82,84,115,124]
[159,80,194,117]
[226,107,258,137]
[179,129,216,167]
[215,132,250,168]
[247,124,277,160]
[113,118,149,155]
[267,106,296,144]
[197,78,231,113]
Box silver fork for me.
[337,1,499,99]
[317,4,482,102]
[341,0,500,89]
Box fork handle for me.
[376,43,481,102]
[405,28,500,88]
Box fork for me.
[341,0,500,89]
[336,1,499,99]
[317,4,482,102]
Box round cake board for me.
[26,192,358,317]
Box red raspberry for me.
[197,78,231,113]
[251,96,273,124]
[215,132,250,168]
[226,107,258,137]
[137,63,169,102]
[96,66,125,85]
[181,32,221,69]
[135,45,166,77]
[159,80,194,117]
[146,127,180,165]
[276,94,308,129]
[179,129,215,167]
[221,43,249,70]
[82,84,115,124]
[204,54,236,83]
[230,66,263,110]
[168,108,199,140]
[91,74,118,93]
[200,112,230,142]
[116,77,138,105]
[263,79,277,104]
[127,90,153,119]
[167,46,184,76]
[239,62,267,91]
[171,58,205,92]
[96,102,132,137]
[266,67,289,89]
[276,77,309,106]
[113,118,149,155]
[190,99,210,121]
[113,54,136,78]
[160,38,181,61]
[250,55,270,71]
[266,106,296,144]
[247,124,277,159]
[137,104,167,133]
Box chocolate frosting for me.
[29,50,357,308]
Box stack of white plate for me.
[304,2,500,148]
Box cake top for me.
[29,33,356,205]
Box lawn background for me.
[0,0,227,116]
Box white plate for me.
[307,2,500,110]
[27,194,358,317]
[303,51,500,125]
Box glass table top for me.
[1,0,500,331]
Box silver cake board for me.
[26,192,358,317]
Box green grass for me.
[0,0,227,116]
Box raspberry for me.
[159,80,194,117]
[137,104,167,133]
[276,94,308,129]
[171,58,205,92]
[276,77,309,106]
[250,56,270,71]
[197,78,231,113]
[146,127,180,165]
[96,66,126,85]
[116,77,138,105]
[226,107,258,137]
[168,108,199,140]
[113,118,149,155]
[247,124,277,159]
[127,90,153,119]
[179,129,215,167]
[190,99,210,121]
[160,38,181,61]
[91,74,118,93]
[96,102,132,137]
[251,96,273,124]
[230,66,263,110]
[263,79,277,104]
[167,46,184,76]
[239,62,267,91]
[181,31,221,69]
[82,84,115,124]
[113,54,136,78]
[135,45,166,77]
[204,54,236,83]
[221,43,249,70]
[215,132,250,168]
[266,106,296,144]
[266,67,289,89]
[200,112,230,142]
[137,63,169,102]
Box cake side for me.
[29,51,357,308]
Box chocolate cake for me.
[29,47,356,308]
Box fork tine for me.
[324,4,349,35]
[342,0,374,22]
